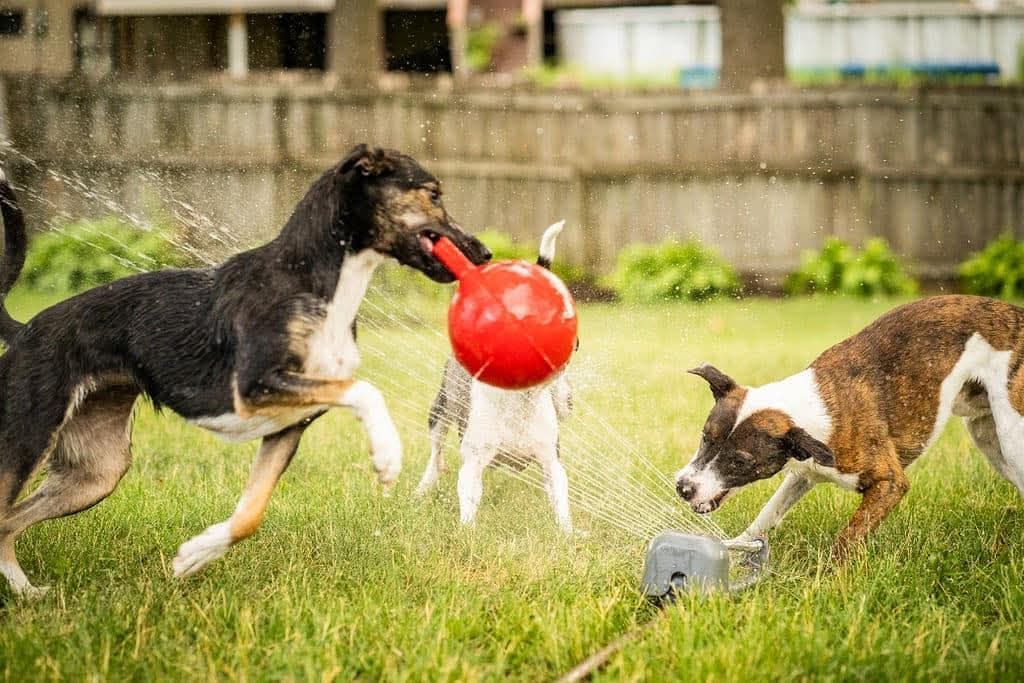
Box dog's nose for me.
[676,480,696,501]
[479,244,493,262]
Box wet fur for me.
[678,296,1024,561]
[0,147,491,596]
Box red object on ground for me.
[431,236,578,390]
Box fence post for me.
[0,77,8,144]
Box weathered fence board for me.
[3,77,1023,278]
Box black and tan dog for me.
[0,146,490,597]
[676,296,1024,560]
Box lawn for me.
[1,288,1022,681]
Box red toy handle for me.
[431,236,476,280]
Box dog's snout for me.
[462,236,491,265]
[676,479,696,502]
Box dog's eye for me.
[428,188,442,203]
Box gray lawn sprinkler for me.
[557,533,771,682]
[641,531,768,601]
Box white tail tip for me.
[538,220,566,264]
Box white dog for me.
[415,221,575,532]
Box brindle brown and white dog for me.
[0,146,490,597]
[676,295,1024,560]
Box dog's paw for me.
[371,426,402,487]
[173,523,232,578]
[728,531,756,545]
[14,584,50,600]
[829,539,862,565]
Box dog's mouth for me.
[691,490,730,515]
[418,229,441,255]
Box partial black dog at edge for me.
[0,145,491,598]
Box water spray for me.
[8,153,766,678]
[428,232,770,677]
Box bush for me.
[784,238,917,298]
[959,235,1024,299]
[466,23,501,72]
[606,240,740,303]
[22,217,190,294]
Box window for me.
[247,13,326,71]
[0,8,25,36]
[74,8,113,76]
[384,10,450,73]
[278,13,325,70]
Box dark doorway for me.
[384,9,450,73]
[0,8,24,35]
[278,13,326,70]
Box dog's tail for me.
[0,166,27,342]
[536,220,566,270]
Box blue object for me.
[679,66,719,89]
[838,62,1000,78]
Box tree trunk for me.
[718,0,786,91]
[328,0,381,85]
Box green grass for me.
[2,290,1023,680]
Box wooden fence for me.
[3,77,1023,278]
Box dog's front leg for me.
[733,472,814,543]
[336,380,402,487]
[173,424,305,578]
[832,473,908,562]
[237,370,401,486]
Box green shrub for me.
[22,217,190,294]
[784,237,917,298]
[958,235,1024,299]
[606,240,740,303]
[466,23,501,72]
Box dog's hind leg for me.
[416,388,451,496]
[173,423,305,578]
[457,443,494,526]
[0,385,137,598]
[538,442,572,533]
[965,413,1024,493]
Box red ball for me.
[448,260,578,389]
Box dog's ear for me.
[687,363,737,401]
[784,426,835,467]
[339,144,394,178]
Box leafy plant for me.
[465,23,501,72]
[959,234,1024,299]
[523,63,677,91]
[784,237,917,298]
[606,240,740,303]
[22,217,190,294]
